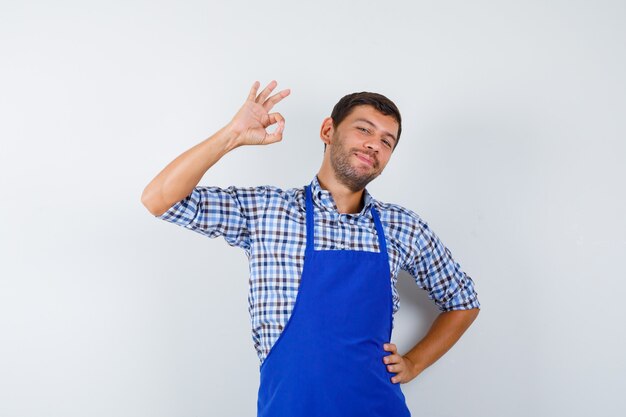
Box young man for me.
[141,80,480,417]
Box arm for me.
[141,80,290,217]
[383,217,481,384]
[383,308,479,384]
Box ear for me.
[319,117,334,146]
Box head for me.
[327,92,402,151]
[319,92,402,192]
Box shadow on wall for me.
[395,270,442,340]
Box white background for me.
[1,1,625,416]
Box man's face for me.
[326,105,399,191]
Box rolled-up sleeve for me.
[402,221,480,312]
[157,186,264,252]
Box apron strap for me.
[370,206,388,256]
[304,185,315,251]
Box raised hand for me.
[228,80,291,147]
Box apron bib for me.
[257,185,411,417]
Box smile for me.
[354,152,375,167]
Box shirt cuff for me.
[156,189,200,227]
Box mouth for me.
[354,152,375,167]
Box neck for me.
[316,169,366,214]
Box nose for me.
[364,138,380,153]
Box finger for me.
[247,81,260,101]
[384,343,397,353]
[389,365,407,382]
[263,112,284,128]
[263,88,291,111]
[256,80,277,104]
[263,113,285,144]
[264,130,283,144]
[388,366,404,384]
[383,353,402,364]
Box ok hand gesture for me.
[228,80,291,147]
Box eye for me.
[358,127,370,133]
[382,139,392,148]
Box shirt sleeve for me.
[156,185,265,252]
[402,220,481,312]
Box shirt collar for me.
[309,175,375,216]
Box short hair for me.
[326,92,402,151]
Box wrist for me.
[403,353,425,378]
[221,122,243,151]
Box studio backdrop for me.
[1,1,624,416]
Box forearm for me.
[404,308,480,377]
[141,123,240,216]
[142,80,289,217]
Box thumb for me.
[263,113,285,144]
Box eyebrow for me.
[353,118,397,143]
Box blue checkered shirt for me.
[157,175,480,365]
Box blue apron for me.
[257,185,411,417]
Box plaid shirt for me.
[157,175,480,365]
